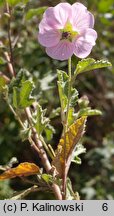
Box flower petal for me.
[73,29,97,58]
[38,17,54,34]
[71,3,94,31]
[43,7,61,29]
[46,40,74,60]
[38,29,61,47]
[43,3,72,29]
[54,3,72,27]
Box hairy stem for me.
[4,2,62,199]
[6,1,16,77]
[62,57,72,200]
[66,57,72,129]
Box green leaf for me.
[49,107,61,119]
[13,87,20,108]
[57,70,69,111]
[0,76,6,92]
[41,174,53,184]
[26,7,47,20]
[70,88,78,107]
[34,104,44,135]
[72,144,86,165]
[45,125,55,141]
[57,70,78,111]
[19,80,35,108]
[66,178,80,200]
[77,107,102,118]
[68,107,75,126]
[75,58,112,75]
[0,57,6,65]
[7,0,29,6]
[13,80,35,108]
[20,128,31,142]
[72,156,82,164]
[33,104,49,136]
[9,69,26,92]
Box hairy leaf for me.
[0,162,40,180]
[57,70,78,112]
[9,69,26,92]
[66,178,80,200]
[34,104,48,135]
[57,70,69,111]
[75,58,112,75]
[33,104,53,138]
[77,107,102,118]
[72,144,86,165]
[70,88,79,107]
[52,117,86,177]
[19,80,35,108]
[20,128,31,141]
[49,107,61,119]
[13,80,35,108]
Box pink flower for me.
[38,2,97,61]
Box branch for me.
[6,2,16,77]
[4,2,62,200]
[0,71,10,83]
[25,108,62,200]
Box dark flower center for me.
[62,31,70,39]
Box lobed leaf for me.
[52,117,86,177]
[75,58,112,75]
[72,144,86,165]
[13,80,35,108]
[19,80,35,108]
[34,104,48,135]
[57,70,69,110]
[33,104,54,139]
[0,162,40,180]
[57,70,78,112]
[70,88,78,107]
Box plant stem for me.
[4,2,62,200]
[7,103,25,129]
[6,101,40,155]
[62,57,72,200]
[66,57,72,129]
[6,1,16,77]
